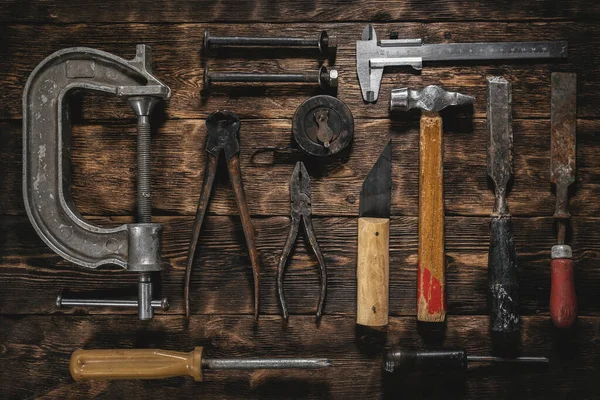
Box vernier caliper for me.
[356,24,568,102]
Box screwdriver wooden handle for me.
[357,217,390,326]
[417,112,446,322]
[70,347,204,381]
[550,258,577,328]
[488,217,519,335]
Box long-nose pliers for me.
[277,161,327,321]
[184,110,261,319]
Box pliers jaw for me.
[290,161,312,217]
[205,110,240,159]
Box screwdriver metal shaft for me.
[202,358,331,370]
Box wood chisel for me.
[357,141,392,327]
[70,348,330,381]
[486,76,519,341]
[550,72,578,328]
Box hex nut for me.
[328,69,339,88]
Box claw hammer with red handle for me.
[391,86,475,322]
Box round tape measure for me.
[292,95,354,157]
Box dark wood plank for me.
[1,4,598,399]
[1,0,598,23]
[3,119,599,217]
[0,314,598,399]
[1,22,598,120]
[1,215,598,316]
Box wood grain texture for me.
[356,217,389,326]
[2,118,600,218]
[1,22,599,120]
[0,315,598,399]
[417,112,446,322]
[1,3,599,399]
[1,215,599,317]
[2,1,599,23]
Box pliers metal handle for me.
[277,162,327,321]
[184,111,261,319]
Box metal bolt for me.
[203,65,338,91]
[128,96,161,320]
[56,295,170,311]
[204,29,337,55]
[128,96,160,223]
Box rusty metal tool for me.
[357,24,568,102]
[23,45,170,320]
[204,29,337,56]
[203,65,338,92]
[390,86,474,322]
[277,162,327,321]
[487,76,519,341]
[70,347,330,381]
[184,111,261,319]
[357,141,392,327]
[383,347,548,373]
[550,72,578,328]
[292,95,354,157]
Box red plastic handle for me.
[550,258,577,328]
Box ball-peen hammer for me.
[390,86,474,322]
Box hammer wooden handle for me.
[417,111,446,322]
[357,217,390,326]
[70,347,204,381]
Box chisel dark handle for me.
[384,348,467,373]
[550,252,577,328]
[488,217,519,335]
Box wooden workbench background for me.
[1,1,599,398]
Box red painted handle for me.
[550,258,577,328]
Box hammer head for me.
[390,86,474,113]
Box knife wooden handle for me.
[357,217,390,326]
[550,258,577,328]
[417,111,446,322]
[70,347,204,381]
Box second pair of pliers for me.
[184,110,260,319]
[277,162,327,321]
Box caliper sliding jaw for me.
[23,45,171,320]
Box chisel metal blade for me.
[487,76,513,194]
[551,73,577,188]
[359,141,392,218]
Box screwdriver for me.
[383,348,549,373]
[70,347,330,381]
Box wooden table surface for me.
[1,1,599,398]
